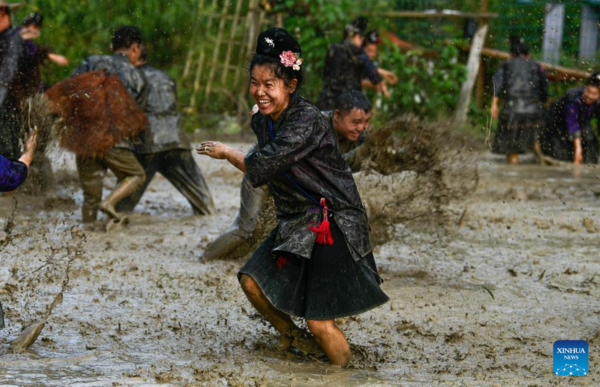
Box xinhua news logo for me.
[553,340,588,376]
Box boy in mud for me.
[115,44,216,215]
[316,17,385,110]
[541,73,600,164]
[71,26,148,226]
[201,90,372,260]
[199,28,388,366]
[490,36,548,164]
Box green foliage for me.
[374,43,466,121]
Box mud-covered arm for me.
[0,34,23,106]
[245,119,325,188]
[0,154,29,192]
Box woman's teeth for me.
[258,100,271,106]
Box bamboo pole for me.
[182,0,205,80]
[453,25,488,126]
[453,43,591,80]
[371,10,498,19]
[475,0,488,107]
[205,1,231,99]
[190,0,218,108]
[220,0,244,84]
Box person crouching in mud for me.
[198,28,389,366]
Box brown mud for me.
[1,143,599,386]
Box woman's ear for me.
[288,79,298,93]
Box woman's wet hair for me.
[344,16,368,39]
[585,72,600,89]
[249,54,304,91]
[334,90,371,116]
[509,35,529,56]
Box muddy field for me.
[0,145,599,386]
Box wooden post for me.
[453,24,488,127]
[475,0,488,107]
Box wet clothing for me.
[203,110,367,261]
[245,94,372,261]
[238,220,388,320]
[0,27,26,159]
[76,148,146,222]
[241,94,387,318]
[316,41,382,110]
[492,57,548,154]
[71,53,148,221]
[116,150,215,215]
[541,88,599,163]
[0,154,28,192]
[202,154,269,260]
[133,64,190,154]
[115,64,215,215]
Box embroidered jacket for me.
[245,94,371,261]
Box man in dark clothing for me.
[490,37,548,164]
[316,18,384,110]
[0,2,26,161]
[116,45,215,215]
[71,26,148,225]
[541,73,600,164]
[201,90,371,261]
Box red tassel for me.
[308,198,334,245]
[276,257,288,268]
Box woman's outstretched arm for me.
[197,141,247,173]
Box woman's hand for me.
[197,141,247,172]
[378,68,398,85]
[197,141,230,159]
[19,130,38,167]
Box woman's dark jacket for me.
[245,94,371,261]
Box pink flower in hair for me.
[280,51,298,67]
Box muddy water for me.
[1,147,599,386]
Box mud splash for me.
[0,147,599,386]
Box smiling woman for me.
[197,28,388,367]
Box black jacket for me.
[245,94,371,261]
[493,57,548,116]
[134,64,190,153]
[316,41,382,110]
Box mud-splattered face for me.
[250,65,297,122]
[582,85,600,105]
[333,108,371,142]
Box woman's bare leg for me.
[239,274,294,336]
[507,153,519,164]
[306,319,351,366]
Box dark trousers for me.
[76,147,146,222]
[116,149,215,215]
